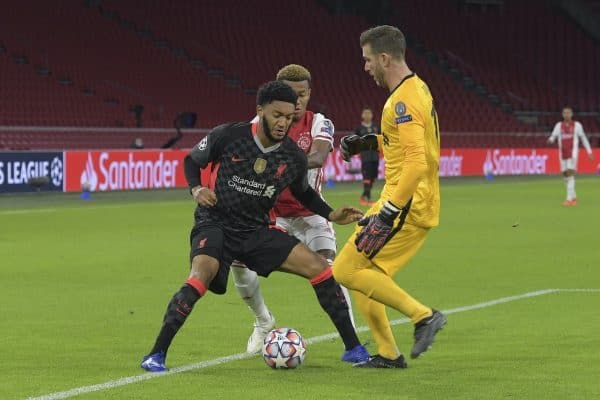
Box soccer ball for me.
[262,327,306,369]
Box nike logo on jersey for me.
[231,155,247,162]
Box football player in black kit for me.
[141,81,369,372]
[354,107,380,205]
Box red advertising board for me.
[322,148,600,180]
[63,148,599,192]
[438,148,599,177]
[64,150,188,192]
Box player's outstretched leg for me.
[336,262,446,360]
[278,243,370,364]
[352,291,407,368]
[339,284,356,328]
[320,251,356,329]
[231,262,275,354]
[311,268,370,364]
[141,255,217,372]
[141,278,206,372]
[333,229,446,361]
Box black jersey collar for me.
[389,73,415,96]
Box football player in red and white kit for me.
[231,64,358,355]
[547,106,593,206]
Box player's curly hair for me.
[256,80,298,106]
[276,64,312,85]
[360,25,406,61]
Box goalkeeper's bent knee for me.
[332,262,357,290]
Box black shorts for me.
[361,160,379,180]
[189,222,300,295]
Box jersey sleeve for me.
[576,122,592,154]
[311,113,334,149]
[549,123,560,143]
[189,124,230,167]
[184,124,230,188]
[388,97,428,208]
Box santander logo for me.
[80,153,99,191]
[76,151,180,192]
[439,150,463,177]
[482,149,548,176]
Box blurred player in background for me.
[130,137,144,149]
[231,64,359,357]
[333,25,446,368]
[140,81,368,372]
[547,106,594,206]
[354,106,380,205]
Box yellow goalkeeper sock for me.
[353,291,400,359]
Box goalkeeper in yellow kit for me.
[333,25,446,368]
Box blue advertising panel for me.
[0,152,64,193]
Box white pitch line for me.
[0,208,58,215]
[0,201,189,216]
[25,288,598,400]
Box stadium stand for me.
[392,0,600,132]
[0,0,597,150]
[104,0,533,132]
[0,0,253,130]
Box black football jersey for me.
[188,122,310,231]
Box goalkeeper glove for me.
[355,201,403,255]
[340,134,379,161]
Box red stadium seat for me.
[0,0,596,150]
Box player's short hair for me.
[256,80,298,107]
[276,64,312,86]
[362,106,373,112]
[563,105,573,112]
[360,25,406,61]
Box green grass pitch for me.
[1,176,599,400]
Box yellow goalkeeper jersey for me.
[378,73,440,228]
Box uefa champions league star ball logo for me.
[198,136,208,150]
[50,157,63,187]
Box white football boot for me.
[246,313,276,354]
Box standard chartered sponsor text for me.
[228,175,267,196]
